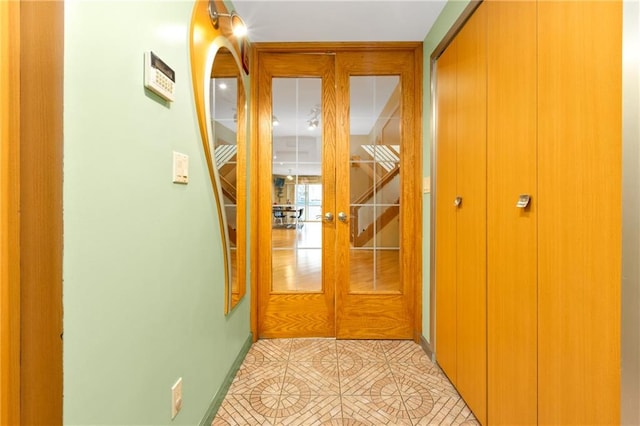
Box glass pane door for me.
[348,75,401,293]
[271,78,323,292]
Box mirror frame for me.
[190,0,248,314]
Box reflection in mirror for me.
[210,46,246,312]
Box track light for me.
[208,1,247,38]
[307,118,319,130]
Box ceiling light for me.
[286,169,294,181]
[306,104,321,130]
[307,118,319,130]
[272,115,280,126]
[208,1,247,38]
[218,82,227,90]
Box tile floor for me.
[213,338,479,425]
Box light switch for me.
[172,152,188,184]
[423,176,431,194]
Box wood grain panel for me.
[434,39,458,384]
[19,1,63,424]
[335,49,419,340]
[454,4,487,424]
[486,1,538,424]
[256,52,336,338]
[249,42,259,341]
[538,1,622,424]
[0,1,21,424]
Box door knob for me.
[454,196,462,207]
[324,212,334,222]
[337,212,348,222]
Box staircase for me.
[215,144,238,245]
[350,145,400,247]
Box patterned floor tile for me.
[246,339,292,363]
[213,339,477,426]
[273,394,342,425]
[227,362,287,395]
[285,362,340,395]
[337,340,386,363]
[341,395,412,425]
[380,340,426,365]
[389,362,455,396]
[212,394,275,425]
[289,339,337,362]
[339,362,396,396]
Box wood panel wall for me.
[486,0,538,423]
[1,1,21,424]
[537,2,622,423]
[20,2,64,424]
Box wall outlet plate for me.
[171,377,182,419]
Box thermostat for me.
[144,51,175,102]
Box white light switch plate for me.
[172,152,189,184]
[423,176,431,194]
[171,377,182,419]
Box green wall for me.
[63,1,250,424]
[422,0,472,347]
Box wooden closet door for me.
[538,1,622,424]
[486,1,537,424]
[435,39,458,383]
[454,4,487,424]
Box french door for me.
[255,45,421,340]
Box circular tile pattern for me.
[243,349,264,364]
[370,377,409,418]
[395,377,434,418]
[336,349,364,377]
[276,392,312,418]
[280,376,311,395]
[248,377,283,417]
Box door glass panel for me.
[271,77,322,292]
[349,75,401,292]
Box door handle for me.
[337,212,348,222]
[454,196,462,207]
[516,194,531,208]
[324,212,334,222]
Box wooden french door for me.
[255,45,421,340]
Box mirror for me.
[210,46,246,313]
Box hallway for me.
[213,339,478,425]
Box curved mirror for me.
[210,46,246,313]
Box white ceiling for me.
[221,1,447,177]
[231,0,447,43]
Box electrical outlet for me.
[171,377,183,419]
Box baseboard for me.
[419,334,434,361]
[199,333,253,426]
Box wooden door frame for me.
[249,42,423,341]
[1,1,21,423]
[0,1,64,423]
